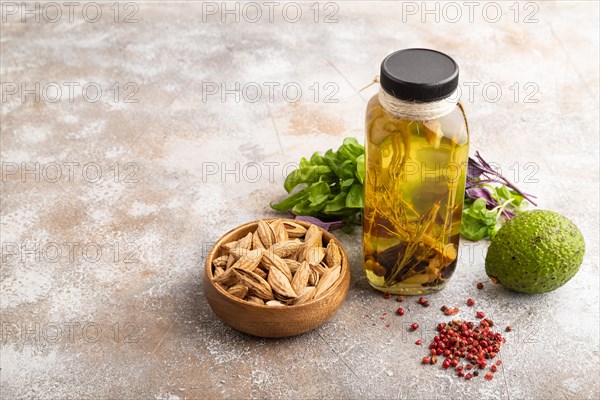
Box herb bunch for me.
[461,151,537,241]
[270,137,365,229]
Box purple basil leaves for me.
[468,151,537,208]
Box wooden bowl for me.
[204,218,350,338]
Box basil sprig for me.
[271,138,365,227]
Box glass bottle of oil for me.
[363,49,469,295]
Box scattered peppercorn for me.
[444,307,459,316]
[477,282,484,289]
[415,339,422,345]
[410,323,419,331]
[505,326,512,332]
[396,295,405,302]
[476,311,485,319]
[384,292,392,299]
[466,298,475,307]
[496,360,502,366]
[397,307,405,316]
[482,318,494,327]
[423,300,431,307]
[484,372,494,381]
[422,357,430,364]
[421,318,507,382]
[440,305,447,312]
[418,297,426,304]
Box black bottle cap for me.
[380,48,459,102]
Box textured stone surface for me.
[1,2,598,399]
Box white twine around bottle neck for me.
[378,87,459,121]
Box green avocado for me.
[485,210,585,294]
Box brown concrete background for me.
[1,1,599,399]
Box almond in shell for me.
[227,284,248,299]
[291,261,311,294]
[257,220,276,248]
[226,253,236,269]
[314,264,341,299]
[267,239,302,258]
[325,240,342,268]
[294,286,316,305]
[262,252,293,282]
[214,267,225,277]
[212,255,229,269]
[228,247,250,260]
[308,268,320,286]
[270,219,289,243]
[222,232,252,252]
[306,246,326,266]
[254,267,267,279]
[230,248,264,271]
[238,232,253,250]
[221,239,239,252]
[233,268,274,301]
[313,262,328,275]
[267,265,297,299]
[282,221,308,238]
[252,231,265,250]
[212,267,238,286]
[284,259,302,274]
[304,224,323,248]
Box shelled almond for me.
[212,219,343,306]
